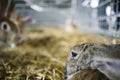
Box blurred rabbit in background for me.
[0,0,34,48]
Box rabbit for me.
[0,0,24,48]
[66,43,120,80]
[0,17,24,48]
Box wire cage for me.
[97,0,120,38]
[14,0,77,28]
[82,0,120,38]
[25,0,72,8]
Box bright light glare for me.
[82,0,90,7]
[106,6,111,16]
[30,5,43,12]
[10,43,16,48]
[90,0,99,8]
[65,19,74,32]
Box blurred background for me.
[14,0,120,38]
[15,0,96,31]
[0,0,120,80]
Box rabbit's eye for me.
[71,51,79,59]
[1,22,11,31]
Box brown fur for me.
[0,0,14,18]
[0,0,24,46]
[68,68,109,80]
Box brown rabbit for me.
[0,17,24,47]
[0,0,24,47]
[0,0,14,18]
[66,43,120,80]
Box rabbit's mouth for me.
[0,34,23,48]
[66,65,84,80]
[66,66,77,80]
[0,34,16,48]
[0,39,16,48]
[65,70,82,80]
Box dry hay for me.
[0,27,113,80]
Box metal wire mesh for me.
[97,0,120,38]
[14,0,76,27]
[24,0,72,9]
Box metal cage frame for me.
[97,0,120,38]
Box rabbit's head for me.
[66,43,120,80]
[66,43,93,79]
[66,43,108,79]
[0,17,23,47]
[0,0,24,48]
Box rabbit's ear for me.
[0,21,11,32]
[102,60,120,73]
[90,60,106,70]
[90,58,120,74]
[4,0,13,17]
[90,58,120,80]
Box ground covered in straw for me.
[0,27,112,80]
